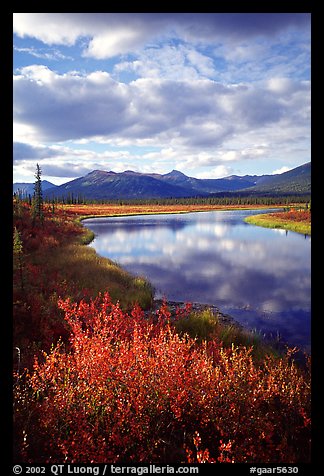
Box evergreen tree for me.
[32,163,44,226]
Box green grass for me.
[77,228,95,245]
[33,240,154,310]
[48,217,155,308]
[244,214,311,235]
[175,308,218,342]
[174,308,280,362]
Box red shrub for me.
[270,210,311,223]
[14,293,311,464]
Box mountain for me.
[148,163,310,196]
[159,170,264,194]
[13,180,57,196]
[15,162,310,201]
[44,170,194,200]
[241,162,311,193]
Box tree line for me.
[14,190,311,207]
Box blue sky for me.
[13,13,311,184]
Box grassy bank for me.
[245,209,311,235]
[13,201,154,369]
[173,306,283,362]
[65,202,287,219]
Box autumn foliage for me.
[13,201,154,369]
[14,293,311,464]
[267,209,311,223]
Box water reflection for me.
[84,210,311,351]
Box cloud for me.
[41,163,93,178]
[13,142,59,162]
[272,166,290,175]
[13,66,310,164]
[12,13,310,184]
[13,13,310,59]
[114,44,216,81]
[13,13,165,56]
[13,140,161,180]
[195,165,233,179]
[179,145,270,173]
[13,142,95,179]
[14,66,131,142]
[14,45,73,61]
[13,13,90,46]
[83,28,150,59]
[177,13,310,42]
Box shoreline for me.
[77,203,285,222]
[151,299,237,325]
[244,212,311,235]
[151,299,311,358]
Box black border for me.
[7,4,318,473]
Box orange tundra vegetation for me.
[268,209,311,223]
[13,200,311,464]
[14,294,311,463]
[63,202,279,218]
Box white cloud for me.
[14,66,131,142]
[267,77,298,94]
[13,141,141,182]
[13,13,86,46]
[13,142,59,162]
[14,45,73,61]
[13,14,310,181]
[272,166,290,175]
[13,66,310,176]
[196,165,233,179]
[84,29,144,59]
[13,13,310,59]
[13,122,39,143]
[16,64,56,84]
[13,13,163,57]
[114,44,216,81]
[179,145,270,174]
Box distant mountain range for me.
[13,180,57,196]
[13,162,311,200]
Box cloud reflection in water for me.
[85,210,311,350]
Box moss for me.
[245,214,311,235]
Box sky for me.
[13,13,311,185]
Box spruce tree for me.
[32,163,44,226]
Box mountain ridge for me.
[13,180,57,196]
[14,162,311,200]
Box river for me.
[84,209,311,352]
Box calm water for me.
[84,209,311,351]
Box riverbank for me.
[244,208,311,235]
[152,299,292,361]
[13,202,155,370]
[65,202,288,221]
